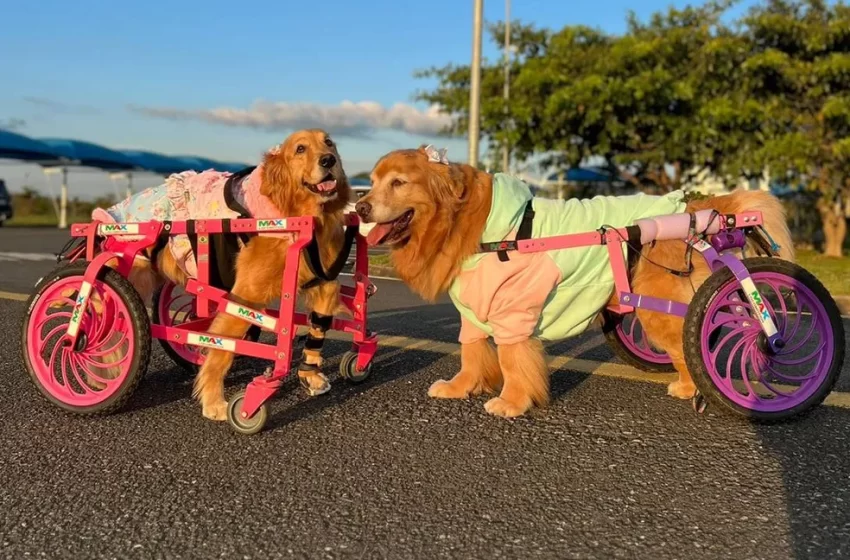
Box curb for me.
[836,296,850,316]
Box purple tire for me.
[602,311,675,373]
[683,257,844,422]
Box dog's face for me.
[262,129,350,213]
[356,147,463,247]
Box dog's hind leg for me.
[429,338,502,399]
[193,312,252,420]
[485,338,549,418]
[636,309,696,399]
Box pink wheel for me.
[151,281,262,374]
[152,281,207,372]
[20,262,151,415]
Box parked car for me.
[0,180,13,226]
[345,177,372,271]
[346,177,373,237]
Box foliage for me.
[415,0,850,254]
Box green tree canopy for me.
[415,0,850,254]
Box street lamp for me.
[468,0,484,167]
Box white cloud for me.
[23,96,100,115]
[128,100,454,137]
[0,118,26,131]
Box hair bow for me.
[423,144,449,165]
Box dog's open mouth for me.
[305,173,338,198]
[366,210,414,246]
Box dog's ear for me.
[427,163,467,202]
[260,148,298,210]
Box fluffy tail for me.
[689,188,795,262]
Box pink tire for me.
[151,281,262,375]
[20,262,151,415]
[152,281,207,373]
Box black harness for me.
[151,166,356,291]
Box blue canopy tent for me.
[121,150,189,176]
[218,161,253,173]
[39,138,137,228]
[172,155,227,173]
[543,167,627,199]
[0,130,65,164]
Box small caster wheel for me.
[226,390,268,435]
[339,351,372,384]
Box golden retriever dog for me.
[93,129,351,421]
[355,145,793,418]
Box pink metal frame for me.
[510,211,765,316]
[66,214,378,420]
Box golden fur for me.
[119,129,351,420]
[359,146,794,417]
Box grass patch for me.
[368,253,392,267]
[5,214,89,227]
[795,249,849,296]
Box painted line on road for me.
[0,252,56,262]
[0,290,29,302]
[322,331,850,411]
[1,290,849,410]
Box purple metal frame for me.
[513,211,785,350]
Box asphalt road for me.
[1,227,850,560]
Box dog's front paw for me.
[202,400,228,421]
[428,379,470,399]
[299,371,331,397]
[484,397,529,418]
[667,380,697,399]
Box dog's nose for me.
[319,154,337,169]
[355,201,372,220]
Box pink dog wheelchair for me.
[20,214,378,435]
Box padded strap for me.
[301,225,357,289]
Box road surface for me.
[1,227,849,559]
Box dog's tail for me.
[690,188,795,262]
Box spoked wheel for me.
[20,262,151,415]
[152,282,261,375]
[226,389,268,435]
[684,257,845,422]
[602,311,675,373]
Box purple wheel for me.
[684,257,844,421]
[20,262,151,415]
[603,311,675,373]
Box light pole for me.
[468,0,484,168]
[502,0,511,174]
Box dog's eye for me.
[391,178,403,188]
[324,138,334,147]
[295,145,306,154]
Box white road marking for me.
[0,252,56,262]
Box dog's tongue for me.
[317,179,337,192]
[366,222,394,246]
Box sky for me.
[0,0,760,199]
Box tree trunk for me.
[818,200,847,257]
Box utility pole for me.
[59,167,68,229]
[502,0,511,174]
[468,0,484,168]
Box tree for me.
[351,171,371,181]
[416,3,752,193]
[735,0,850,256]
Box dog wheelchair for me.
[481,209,845,421]
[20,214,378,435]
